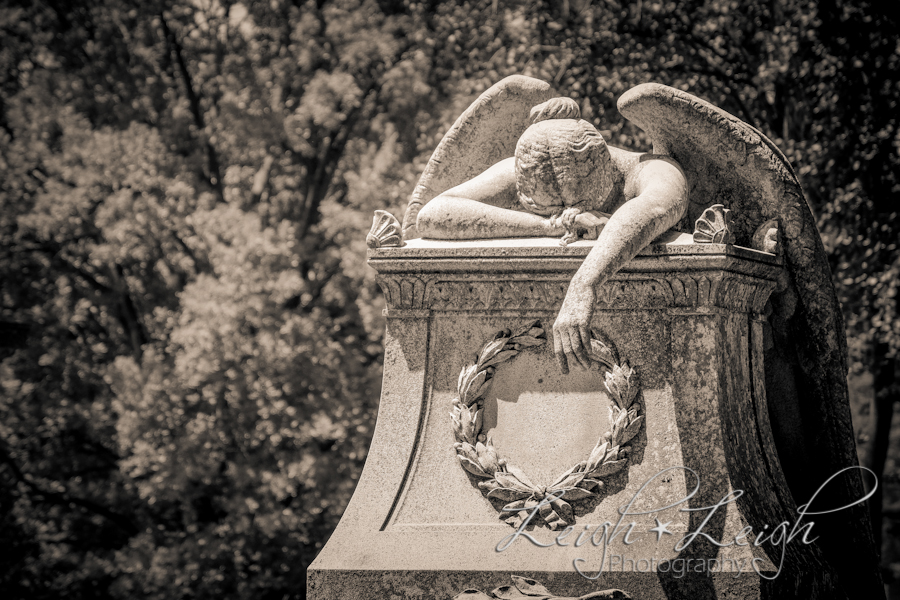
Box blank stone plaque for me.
[484,344,610,486]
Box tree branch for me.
[249,155,275,205]
[159,10,224,203]
[865,343,898,551]
[297,83,377,238]
[0,440,139,537]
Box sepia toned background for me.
[1,0,898,598]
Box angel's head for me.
[515,98,613,218]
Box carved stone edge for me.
[376,273,778,314]
[693,203,735,245]
[381,307,431,319]
[375,274,431,309]
[367,210,405,249]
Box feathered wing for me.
[401,75,555,239]
[618,83,881,596]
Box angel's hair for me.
[514,118,613,239]
[529,97,581,124]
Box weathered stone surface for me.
[618,83,882,598]
[447,321,644,530]
[370,237,780,315]
[308,240,839,600]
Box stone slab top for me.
[368,231,783,278]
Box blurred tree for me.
[1,0,435,597]
[807,2,900,562]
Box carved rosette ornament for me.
[366,210,404,248]
[450,321,644,530]
[692,203,735,244]
[453,575,631,600]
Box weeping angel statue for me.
[413,91,688,375]
[376,75,882,598]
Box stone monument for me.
[307,77,883,599]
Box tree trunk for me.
[866,342,898,553]
[159,11,224,203]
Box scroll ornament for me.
[752,218,782,255]
[450,322,644,530]
[366,210,404,248]
[692,203,734,244]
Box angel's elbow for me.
[673,186,690,220]
[672,179,690,217]
[416,199,450,239]
[662,192,689,227]
[416,204,437,237]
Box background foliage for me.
[1,0,898,598]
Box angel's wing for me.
[401,76,554,239]
[618,83,881,596]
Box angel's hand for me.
[553,277,596,374]
[574,211,610,240]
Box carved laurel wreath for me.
[450,321,644,530]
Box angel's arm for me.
[416,158,564,239]
[552,157,689,372]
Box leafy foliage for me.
[1,0,426,597]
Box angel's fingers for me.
[578,325,597,370]
[570,329,591,370]
[553,328,569,375]
[560,332,579,371]
[559,330,582,371]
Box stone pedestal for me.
[308,236,835,600]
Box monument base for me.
[309,568,771,600]
[308,237,837,599]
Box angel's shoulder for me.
[636,153,686,177]
[620,152,687,200]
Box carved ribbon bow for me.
[483,462,595,530]
[454,575,631,600]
